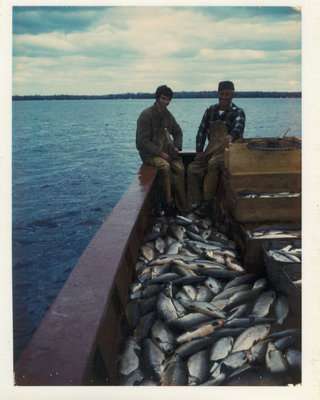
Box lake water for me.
[12,97,301,362]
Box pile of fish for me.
[117,212,301,386]
[266,244,301,264]
[237,190,301,199]
[247,226,301,240]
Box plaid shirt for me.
[196,102,246,152]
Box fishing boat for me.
[14,137,301,386]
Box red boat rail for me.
[14,164,158,385]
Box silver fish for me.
[210,336,234,362]
[157,291,179,323]
[160,354,188,386]
[265,342,289,373]
[285,348,301,370]
[179,299,226,318]
[250,290,276,318]
[232,324,271,353]
[118,336,141,377]
[204,277,223,296]
[168,223,186,241]
[141,337,166,380]
[151,319,176,355]
[167,241,184,255]
[169,312,212,332]
[196,285,214,302]
[248,339,270,364]
[155,237,166,253]
[187,349,210,385]
[225,256,245,273]
[274,295,290,325]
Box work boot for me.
[194,199,215,217]
[164,202,176,217]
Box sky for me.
[11,5,302,95]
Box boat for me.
[14,137,301,386]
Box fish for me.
[141,337,166,380]
[250,290,276,318]
[168,223,186,241]
[196,284,214,302]
[210,336,234,362]
[224,289,262,311]
[124,300,141,332]
[140,244,155,262]
[187,349,210,385]
[160,354,188,386]
[157,291,179,323]
[176,320,225,344]
[118,336,141,378]
[225,256,246,273]
[204,277,223,296]
[167,241,184,255]
[232,324,271,353]
[179,299,227,318]
[133,311,157,343]
[248,339,271,364]
[274,295,290,325]
[155,237,166,254]
[265,342,289,373]
[285,348,301,370]
[151,319,176,355]
[227,303,252,321]
[212,284,252,301]
[224,273,262,290]
[169,313,213,332]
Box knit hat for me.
[218,81,235,91]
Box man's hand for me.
[194,152,205,161]
[222,134,233,149]
[160,151,172,162]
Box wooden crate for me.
[228,189,301,223]
[231,220,301,273]
[224,137,301,175]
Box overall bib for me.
[144,123,188,213]
[187,120,228,206]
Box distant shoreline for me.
[12,91,301,101]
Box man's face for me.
[218,88,234,109]
[157,94,171,111]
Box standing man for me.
[187,81,245,216]
[136,85,188,216]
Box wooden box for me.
[228,189,301,223]
[221,170,301,223]
[224,137,301,175]
[231,220,301,272]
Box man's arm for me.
[136,113,161,156]
[195,108,210,153]
[229,108,246,140]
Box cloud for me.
[12,6,302,95]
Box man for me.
[187,81,245,215]
[136,85,188,216]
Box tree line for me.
[12,91,301,101]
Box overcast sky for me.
[12,5,301,95]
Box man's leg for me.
[187,158,208,208]
[170,157,188,213]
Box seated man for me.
[187,81,246,216]
[136,85,188,216]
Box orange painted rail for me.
[14,164,158,385]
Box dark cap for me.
[218,81,235,91]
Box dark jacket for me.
[136,103,183,162]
